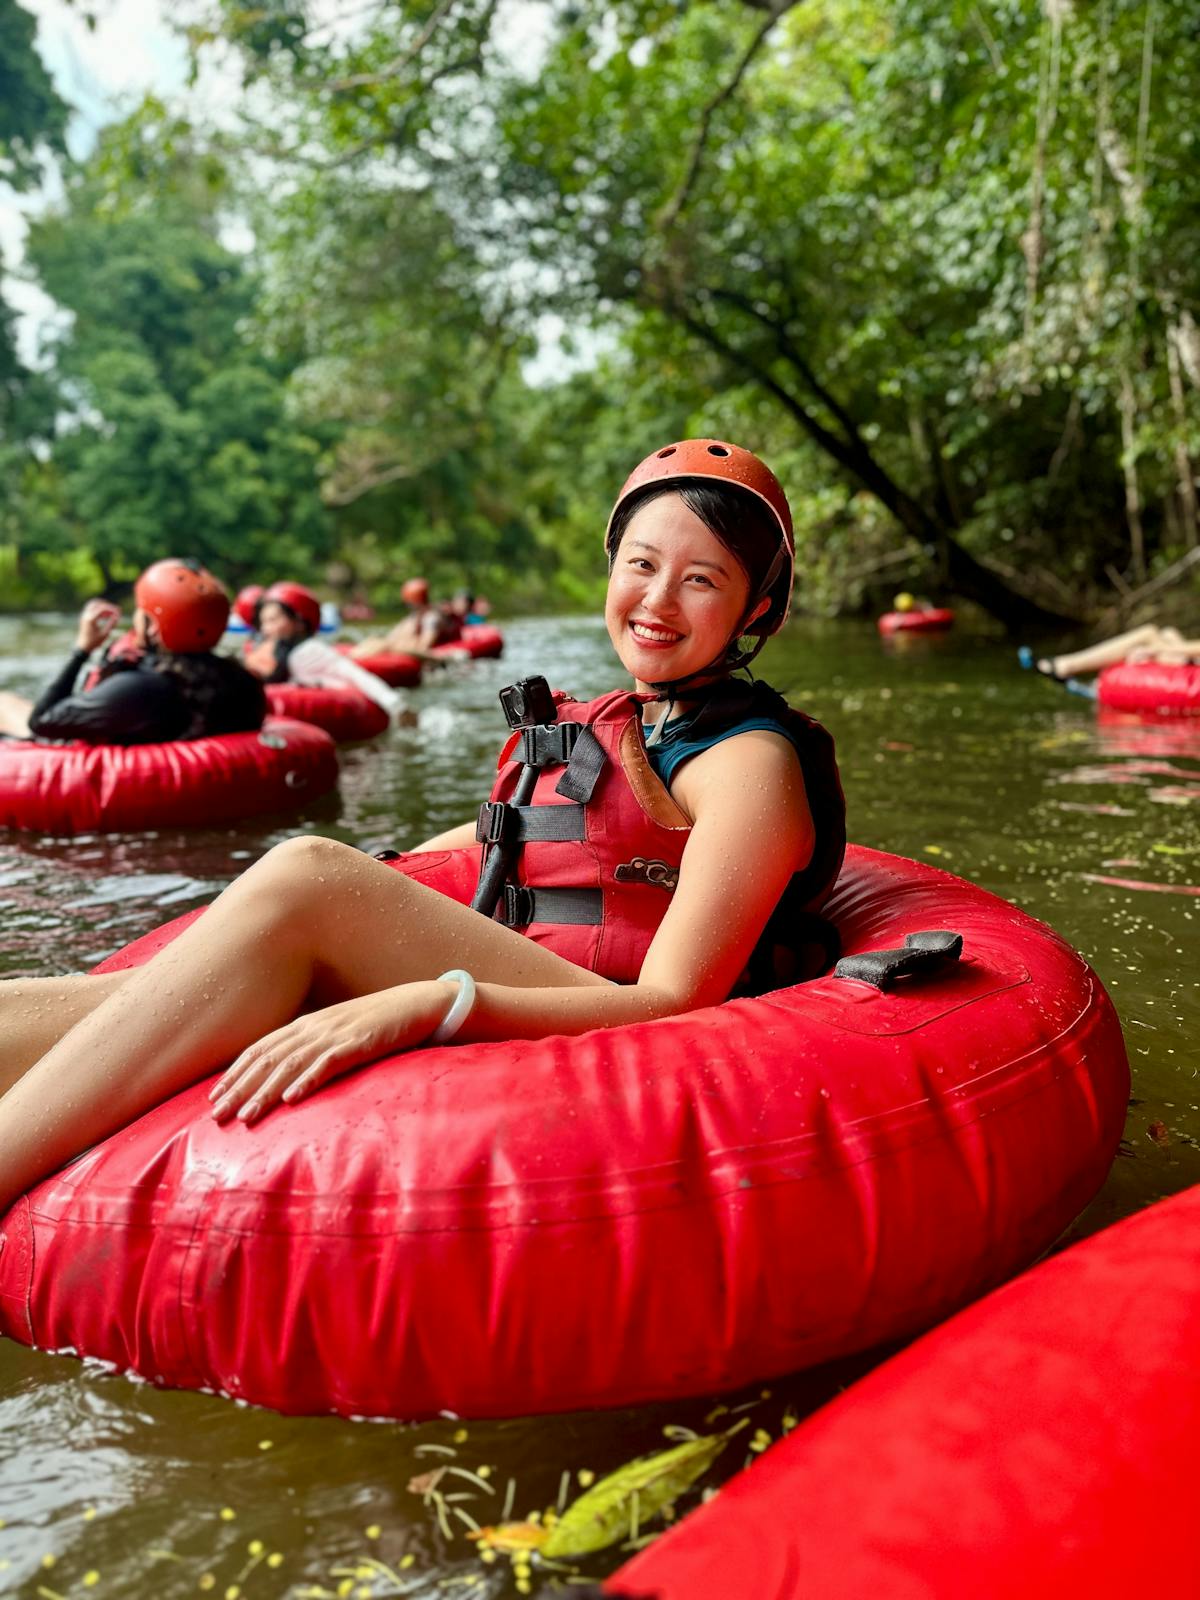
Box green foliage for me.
[7,109,334,599]
[11,1,1200,619]
[0,0,68,190]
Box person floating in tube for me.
[0,440,846,1213]
[348,576,463,660]
[241,580,400,715]
[1023,621,1200,681]
[0,560,266,746]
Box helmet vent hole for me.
[706,444,730,457]
[656,446,676,458]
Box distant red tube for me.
[264,683,389,742]
[877,608,955,635]
[0,847,1127,1419]
[0,717,338,834]
[608,1183,1200,1600]
[430,625,505,660]
[334,645,422,687]
[1097,661,1200,715]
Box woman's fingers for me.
[238,1048,342,1123]
[211,1036,309,1122]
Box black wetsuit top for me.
[27,650,267,746]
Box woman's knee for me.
[238,835,377,913]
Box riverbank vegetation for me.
[2,0,1197,627]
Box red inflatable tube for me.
[0,718,338,835]
[334,644,422,687]
[0,846,1127,1419]
[608,1183,1200,1600]
[264,683,389,743]
[877,608,955,635]
[1096,660,1200,715]
[430,624,505,660]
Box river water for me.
[1,612,1197,1599]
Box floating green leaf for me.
[540,1422,747,1559]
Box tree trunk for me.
[666,300,1082,629]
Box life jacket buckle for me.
[500,883,536,926]
[476,801,514,844]
[614,857,679,892]
[521,723,582,767]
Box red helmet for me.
[401,577,429,606]
[233,584,264,628]
[134,560,230,653]
[259,580,322,636]
[606,439,795,633]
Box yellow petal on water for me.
[399,1554,415,1569]
[41,1554,57,1569]
[82,1508,97,1522]
[248,1540,264,1557]
[257,1440,274,1451]
[82,1574,101,1588]
[198,1577,216,1592]
[365,1524,382,1540]
[475,1465,492,1479]
[267,1553,284,1569]
[337,1581,354,1599]
[225,1586,240,1600]
[219,1508,236,1522]
[923,844,947,856]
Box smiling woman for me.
[0,439,844,1218]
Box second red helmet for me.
[259,581,322,637]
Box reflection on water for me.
[1,613,1198,1597]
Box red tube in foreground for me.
[609,1182,1200,1600]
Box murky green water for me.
[1,613,1197,1599]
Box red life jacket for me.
[475,686,845,988]
[82,630,144,691]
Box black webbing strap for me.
[554,726,606,803]
[833,930,963,991]
[498,884,603,927]
[476,801,587,845]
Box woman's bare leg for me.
[0,835,605,1212]
[0,971,129,1095]
[1046,625,1172,678]
[0,691,33,738]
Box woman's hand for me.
[76,599,120,653]
[209,980,453,1126]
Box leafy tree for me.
[189,0,1200,623]
[22,109,334,590]
[0,0,67,190]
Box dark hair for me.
[148,653,267,739]
[607,481,789,634]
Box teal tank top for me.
[644,703,807,786]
